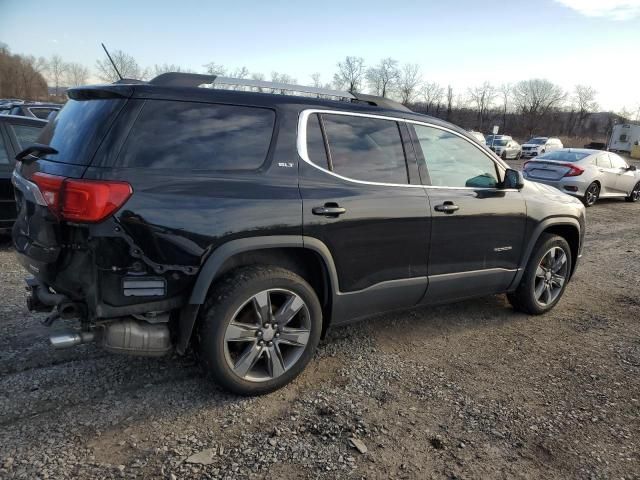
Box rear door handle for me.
[312,204,346,217]
[434,201,459,214]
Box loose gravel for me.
[1,159,639,479]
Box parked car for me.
[0,115,48,232]
[12,73,585,395]
[467,130,486,145]
[521,137,563,157]
[522,149,640,206]
[3,102,62,120]
[485,134,511,145]
[488,137,522,160]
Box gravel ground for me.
[1,160,640,479]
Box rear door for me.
[298,110,431,321]
[409,123,526,303]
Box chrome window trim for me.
[296,108,512,191]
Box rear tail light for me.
[31,172,132,223]
[561,163,584,177]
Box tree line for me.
[2,43,638,140]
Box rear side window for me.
[11,124,44,149]
[596,154,611,168]
[306,113,328,168]
[38,98,125,165]
[0,134,9,165]
[29,108,56,120]
[320,114,408,185]
[118,101,275,170]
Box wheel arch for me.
[176,236,338,354]
[510,217,582,290]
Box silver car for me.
[523,149,640,207]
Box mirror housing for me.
[627,165,637,171]
[503,168,524,190]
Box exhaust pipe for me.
[49,330,96,349]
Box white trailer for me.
[609,123,640,153]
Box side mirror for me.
[627,165,637,171]
[503,168,524,189]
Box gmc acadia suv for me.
[11,73,586,395]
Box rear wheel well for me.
[543,224,580,276]
[214,248,332,332]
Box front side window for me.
[119,101,275,170]
[320,114,408,185]
[11,124,44,149]
[413,125,499,188]
[609,154,628,169]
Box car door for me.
[595,153,618,194]
[408,123,527,303]
[298,110,431,322]
[609,153,637,194]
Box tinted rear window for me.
[38,98,125,165]
[117,101,275,170]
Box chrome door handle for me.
[312,204,346,217]
[434,202,459,214]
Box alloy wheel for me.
[223,289,311,382]
[585,183,599,206]
[534,246,569,306]
[632,183,640,201]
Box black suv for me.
[11,73,585,395]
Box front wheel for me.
[508,234,572,315]
[516,151,522,160]
[625,182,640,202]
[196,266,322,396]
[583,182,600,207]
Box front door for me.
[298,111,431,321]
[409,123,527,303]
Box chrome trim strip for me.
[212,77,355,100]
[428,267,518,279]
[12,170,47,206]
[335,276,428,297]
[296,109,511,191]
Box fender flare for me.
[508,216,582,290]
[176,235,339,354]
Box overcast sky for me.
[1,0,639,111]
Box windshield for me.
[527,138,547,145]
[492,139,508,146]
[538,151,590,162]
[36,98,125,165]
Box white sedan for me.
[522,149,640,207]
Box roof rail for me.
[148,72,411,111]
[352,93,412,112]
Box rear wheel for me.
[516,151,522,160]
[501,151,507,160]
[508,234,572,315]
[196,266,322,396]
[625,182,640,202]
[583,182,600,207]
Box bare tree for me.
[366,58,399,98]
[65,62,89,87]
[271,72,297,84]
[310,72,322,88]
[0,44,48,99]
[446,85,454,121]
[498,83,511,131]
[569,85,598,135]
[512,79,566,134]
[397,63,421,105]
[333,56,365,93]
[230,67,250,79]
[250,72,265,81]
[420,81,444,113]
[47,54,68,96]
[151,63,195,76]
[203,62,226,76]
[96,49,145,82]
[467,81,497,130]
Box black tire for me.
[625,181,640,202]
[501,151,507,160]
[582,182,600,207]
[516,151,522,160]
[196,265,322,396]
[507,233,572,315]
